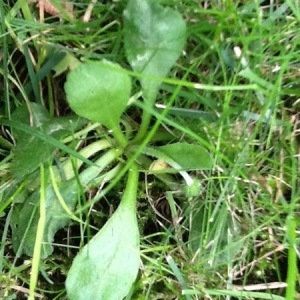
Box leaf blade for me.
[9,103,86,178]
[155,142,213,171]
[124,0,186,103]
[65,60,131,130]
[11,177,80,258]
[66,165,140,300]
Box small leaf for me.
[66,165,140,300]
[53,52,81,77]
[124,0,186,103]
[65,60,131,130]
[157,143,213,170]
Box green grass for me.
[0,0,299,299]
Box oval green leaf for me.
[157,142,213,170]
[65,60,131,130]
[123,0,186,103]
[66,165,140,300]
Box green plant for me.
[64,1,214,298]
[4,0,213,299]
[1,0,300,299]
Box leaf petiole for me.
[78,148,122,186]
[110,123,129,149]
[132,107,152,144]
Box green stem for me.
[92,163,122,187]
[121,162,139,210]
[285,217,298,300]
[63,139,112,180]
[29,164,46,300]
[132,88,158,144]
[132,109,152,144]
[79,149,122,186]
[111,123,128,149]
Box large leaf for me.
[11,148,119,258]
[123,0,186,103]
[11,177,80,258]
[11,102,50,139]
[10,103,86,178]
[11,115,86,178]
[65,60,131,130]
[11,136,54,178]
[66,165,140,300]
